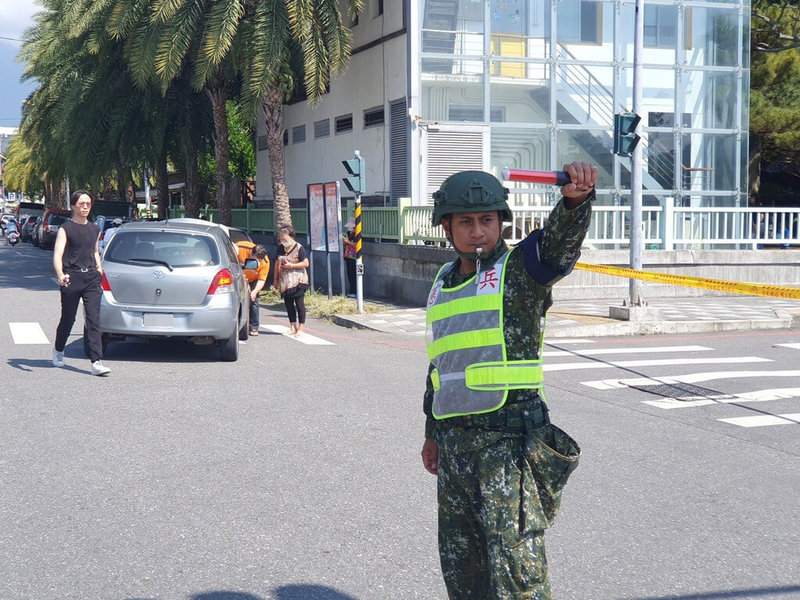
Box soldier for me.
[421,162,596,598]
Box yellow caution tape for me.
[574,262,800,300]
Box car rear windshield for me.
[48,214,69,226]
[104,231,220,268]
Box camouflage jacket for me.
[424,194,593,439]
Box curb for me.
[545,317,795,339]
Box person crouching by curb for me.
[236,242,270,336]
[52,190,111,376]
[420,163,596,598]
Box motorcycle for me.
[7,230,19,245]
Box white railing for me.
[502,205,800,250]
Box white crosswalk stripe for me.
[642,388,800,409]
[544,342,799,429]
[9,322,50,344]
[260,325,335,345]
[542,345,710,358]
[718,413,800,428]
[544,356,770,372]
[581,370,800,390]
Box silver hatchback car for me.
[99,220,255,361]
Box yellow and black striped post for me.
[354,196,364,313]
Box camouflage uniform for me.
[424,195,592,599]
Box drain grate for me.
[628,382,727,400]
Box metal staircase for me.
[422,0,460,73]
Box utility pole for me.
[630,0,645,306]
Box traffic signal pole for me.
[342,151,366,314]
[630,0,645,307]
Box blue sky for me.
[0,0,39,128]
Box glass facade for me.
[417,0,750,207]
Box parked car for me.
[94,215,132,255]
[20,215,38,242]
[31,216,43,247]
[37,209,71,250]
[99,220,257,361]
[167,218,255,249]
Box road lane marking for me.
[542,345,711,358]
[9,322,50,344]
[544,356,770,372]
[643,388,800,409]
[260,325,335,345]
[775,343,800,350]
[545,339,596,345]
[581,370,800,390]
[718,413,800,428]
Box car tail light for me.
[101,272,111,291]
[207,269,234,294]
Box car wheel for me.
[101,333,110,356]
[219,320,240,362]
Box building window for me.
[377,0,383,17]
[257,135,268,152]
[292,125,306,144]
[557,1,602,45]
[364,106,385,128]
[645,5,692,49]
[283,130,288,146]
[314,119,330,139]
[448,105,505,123]
[335,114,353,134]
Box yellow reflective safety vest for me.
[425,250,544,420]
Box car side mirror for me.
[243,258,259,270]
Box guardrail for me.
[171,203,800,250]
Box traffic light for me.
[342,155,366,194]
[613,112,641,156]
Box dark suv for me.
[37,209,71,250]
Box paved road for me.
[2,240,799,600]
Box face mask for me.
[281,240,293,248]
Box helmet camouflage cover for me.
[432,171,512,227]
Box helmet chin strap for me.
[448,236,481,262]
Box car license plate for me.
[142,313,173,327]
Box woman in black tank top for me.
[52,190,110,376]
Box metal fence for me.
[171,203,800,250]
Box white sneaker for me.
[52,349,64,367]
[90,360,111,376]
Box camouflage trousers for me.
[436,424,580,599]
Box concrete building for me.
[256,0,750,211]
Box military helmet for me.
[432,171,512,226]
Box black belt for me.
[447,403,549,433]
[65,267,92,272]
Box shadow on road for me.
[273,585,361,600]
[180,586,361,600]
[624,583,800,599]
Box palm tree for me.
[106,0,362,227]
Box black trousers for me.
[283,286,307,324]
[345,258,356,294]
[55,269,102,362]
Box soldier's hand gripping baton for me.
[502,168,572,186]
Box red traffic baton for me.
[502,168,572,186]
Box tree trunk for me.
[262,87,292,230]
[184,144,200,218]
[155,152,170,219]
[207,82,231,225]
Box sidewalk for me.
[333,296,800,338]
